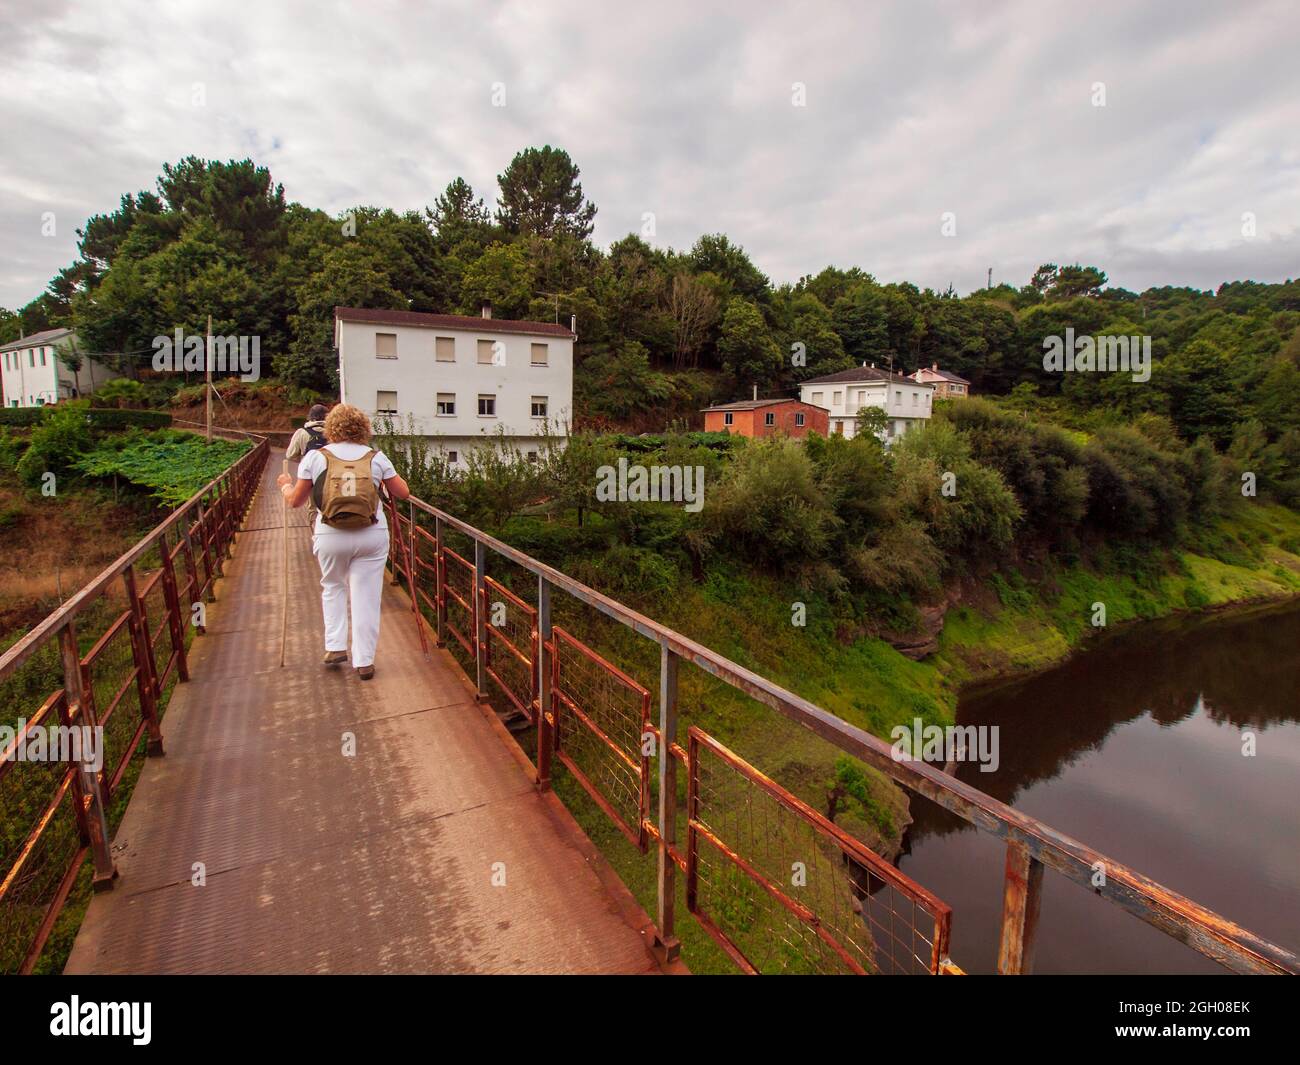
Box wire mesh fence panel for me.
[483,576,537,722]
[550,626,651,849]
[441,545,476,660]
[687,728,951,975]
[0,693,85,975]
[138,572,173,692]
[411,526,438,622]
[165,538,196,655]
[81,612,144,795]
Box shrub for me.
[15,404,92,488]
[0,428,22,469]
[86,408,171,430]
[1083,428,1189,541]
[892,421,1022,560]
[942,398,1088,538]
[0,407,46,427]
[690,437,842,590]
[91,378,145,408]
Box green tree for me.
[427,177,495,250]
[495,146,597,238]
[281,243,406,388]
[717,298,781,386]
[458,241,533,319]
[689,234,770,304]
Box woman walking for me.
[277,403,410,680]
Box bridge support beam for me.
[997,839,1044,973]
[651,643,681,963]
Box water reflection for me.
[898,603,1300,973]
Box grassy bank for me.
[501,498,1300,973]
[935,500,1300,684]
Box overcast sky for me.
[2,0,1298,310]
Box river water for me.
[896,602,1300,973]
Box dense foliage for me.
[3,147,1296,449]
[75,430,251,505]
[376,392,1268,631]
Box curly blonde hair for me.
[323,403,372,445]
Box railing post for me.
[195,498,215,595]
[536,576,553,791]
[434,516,446,647]
[60,622,117,890]
[122,564,164,756]
[473,539,487,701]
[409,501,419,618]
[158,528,190,683]
[997,839,1044,974]
[181,517,205,633]
[653,642,681,962]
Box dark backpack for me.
[303,424,327,453]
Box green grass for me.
[937,501,1300,685]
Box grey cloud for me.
[1,0,1297,309]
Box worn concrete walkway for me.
[66,450,662,974]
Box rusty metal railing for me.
[0,438,267,974]
[385,493,1300,976]
[686,728,950,974]
[551,626,652,850]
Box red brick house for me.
[701,398,829,438]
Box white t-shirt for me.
[296,442,398,534]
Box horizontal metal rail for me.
[401,492,1300,975]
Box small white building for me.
[0,328,121,408]
[335,306,574,468]
[799,365,935,442]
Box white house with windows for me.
[334,306,574,468]
[0,328,121,408]
[799,364,935,442]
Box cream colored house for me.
[799,365,935,442]
[334,306,575,468]
[911,363,971,398]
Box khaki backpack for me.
[314,448,380,529]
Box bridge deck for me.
[66,451,663,974]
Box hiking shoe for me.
[323,651,348,666]
[357,665,375,681]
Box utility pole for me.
[205,314,213,443]
[988,267,993,290]
[534,291,561,323]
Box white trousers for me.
[312,526,390,668]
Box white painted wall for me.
[799,377,934,441]
[1,337,120,407]
[336,318,574,467]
